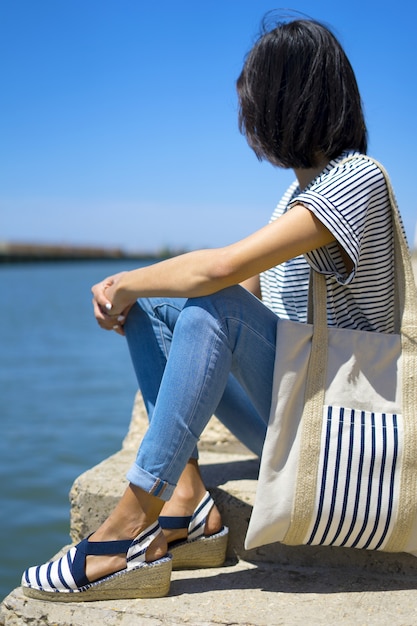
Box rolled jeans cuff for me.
[125,463,176,501]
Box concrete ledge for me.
[3,558,417,626]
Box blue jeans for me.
[124,285,278,500]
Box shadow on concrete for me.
[201,458,260,484]
[169,560,417,596]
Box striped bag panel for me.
[304,406,403,551]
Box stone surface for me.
[3,559,417,626]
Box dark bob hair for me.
[237,18,368,168]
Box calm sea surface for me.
[0,260,151,600]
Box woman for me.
[22,17,399,601]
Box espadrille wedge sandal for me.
[21,521,172,602]
[159,491,228,569]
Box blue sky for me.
[1,1,416,253]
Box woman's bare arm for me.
[92,204,334,328]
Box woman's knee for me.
[184,285,248,317]
[126,297,185,331]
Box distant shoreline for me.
[0,242,186,264]
[1,241,415,265]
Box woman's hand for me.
[91,272,133,335]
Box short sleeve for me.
[288,157,386,284]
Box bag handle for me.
[284,156,417,550]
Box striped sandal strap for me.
[187,492,214,541]
[159,491,214,542]
[127,521,162,569]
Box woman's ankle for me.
[92,483,164,542]
[160,461,223,540]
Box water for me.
[0,260,151,600]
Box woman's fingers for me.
[91,280,113,312]
[91,274,131,334]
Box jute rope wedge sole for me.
[159,491,229,570]
[168,527,229,569]
[22,557,172,602]
[22,522,172,602]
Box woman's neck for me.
[294,158,330,190]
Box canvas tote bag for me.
[245,157,417,555]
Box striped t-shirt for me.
[260,151,400,332]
